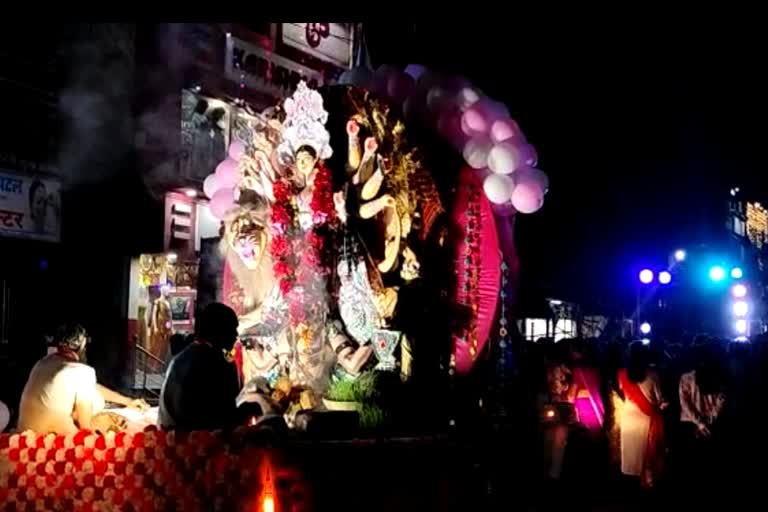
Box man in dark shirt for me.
[159,303,241,431]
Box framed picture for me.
[168,289,197,331]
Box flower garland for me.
[269,163,336,329]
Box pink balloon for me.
[203,174,219,199]
[210,187,236,219]
[461,107,490,136]
[228,140,246,161]
[387,72,415,104]
[490,118,524,143]
[215,158,239,189]
[511,182,544,214]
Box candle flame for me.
[262,494,275,512]
[249,416,257,426]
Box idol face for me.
[295,149,317,181]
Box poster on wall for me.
[0,172,61,243]
[280,23,353,69]
[180,90,232,183]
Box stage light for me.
[658,271,672,284]
[640,322,652,335]
[731,267,743,279]
[639,269,654,284]
[733,301,749,317]
[641,338,651,345]
[709,266,726,282]
[735,336,748,342]
[674,249,686,262]
[732,284,747,298]
[735,319,748,334]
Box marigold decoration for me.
[269,163,336,331]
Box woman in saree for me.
[618,341,667,487]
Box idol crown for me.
[279,81,332,161]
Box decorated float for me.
[0,64,548,510]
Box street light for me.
[733,301,749,317]
[640,322,652,335]
[639,269,654,284]
[674,249,686,262]
[658,271,672,285]
[732,284,748,298]
[709,266,726,282]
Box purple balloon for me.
[511,182,544,214]
[215,158,239,189]
[404,64,428,81]
[210,187,236,219]
[203,173,219,199]
[518,143,538,167]
[228,140,246,161]
[387,72,415,104]
[514,166,549,193]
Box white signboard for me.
[0,171,61,242]
[225,36,325,99]
[281,23,353,68]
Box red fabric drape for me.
[618,369,666,486]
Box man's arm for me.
[73,396,93,430]
[97,384,148,410]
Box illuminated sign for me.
[225,36,325,99]
[281,23,353,68]
[746,201,768,248]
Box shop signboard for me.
[280,23,354,69]
[0,171,61,243]
[225,35,325,99]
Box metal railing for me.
[133,342,167,399]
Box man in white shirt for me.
[18,324,146,434]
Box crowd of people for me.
[514,333,768,507]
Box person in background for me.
[0,400,9,433]
[618,341,667,488]
[158,303,241,431]
[18,324,148,434]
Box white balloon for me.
[462,135,494,170]
[487,142,525,175]
[455,87,481,111]
[483,174,515,205]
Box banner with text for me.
[0,171,61,242]
[225,35,325,100]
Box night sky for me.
[367,20,768,313]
